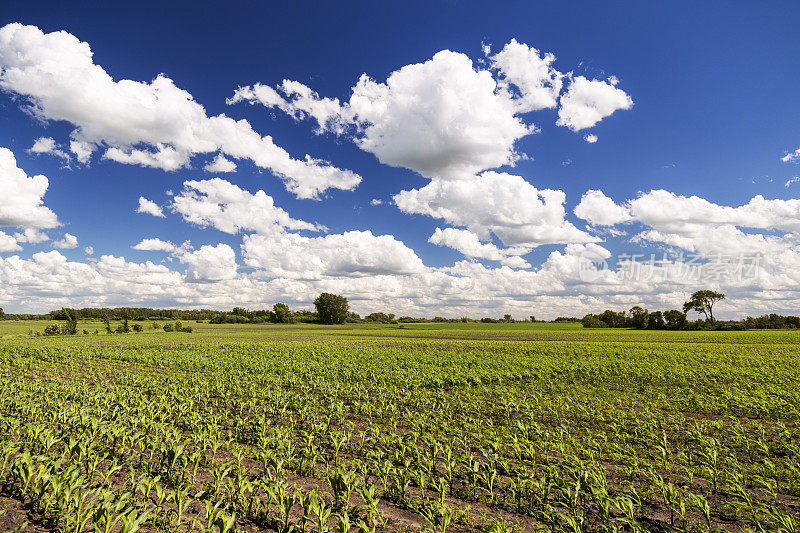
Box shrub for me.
[712,321,747,331]
[581,315,605,328]
[365,312,392,323]
[162,323,174,332]
[61,308,78,335]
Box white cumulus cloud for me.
[13,228,49,243]
[52,233,78,249]
[230,40,632,181]
[136,197,165,218]
[204,154,237,173]
[242,230,425,279]
[575,188,800,291]
[394,171,597,248]
[0,23,361,199]
[574,189,633,226]
[557,76,633,131]
[0,147,59,229]
[171,179,320,235]
[0,231,21,253]
[577,189,800,235]
[132,238,176,252]
[429,227,530,268]
[488,38,563,113]
[28,137,70,161]
[344,50,531,179]
[179,243,238,282]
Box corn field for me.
[0,321,799,532]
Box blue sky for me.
[1,1,800,317]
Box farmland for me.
[0,321,799,532]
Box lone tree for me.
[683,290,726,323]
[314,293,349,325]
[272,303,293,324]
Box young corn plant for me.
[328,467,360,511]
[92,491,131,533]
[690,492,712,528]
[335,510,351,533]
[119,506,153,533]
[765,505,797,533]
[356,483,385,528]
[298,489,319,533]
[214,510,237,533]
[419,500,454,533]
[269,479,299,533]
[313,492,332,533]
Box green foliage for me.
[364,312,396,323]
[581,315,605,328]
[745,313,800,329]
[64,308,78,334]
[647,310,665,330]
[683,290,726,323]
[41,308,78,336]
[664,309,688,329]
[314,292,349,324]
[628,306,649,329]
[273,303,293,324]
[583,305,742,331]
[43,323,61,336]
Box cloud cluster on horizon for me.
[1,23,799,318]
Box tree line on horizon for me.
[0,294,570,327]
[582,290,800,330]
[1,290,799,330]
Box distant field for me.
[3,319,799,344]
[0,321,798,532]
